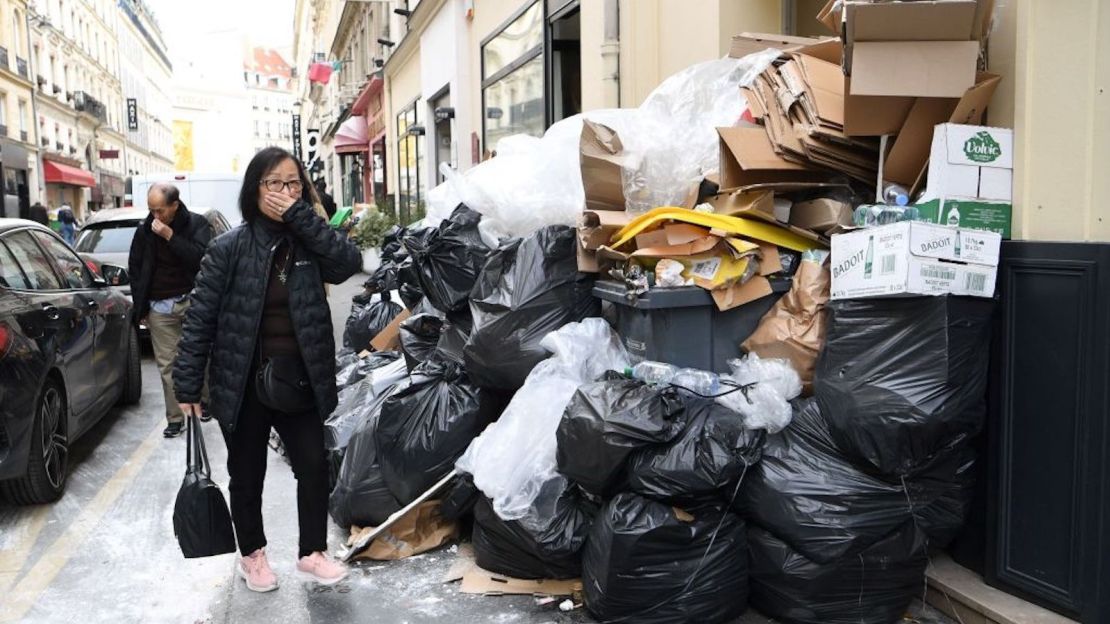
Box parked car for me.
[0,219,141,504]
[128,172,244,227]
[74,206,232,333]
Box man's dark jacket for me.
[173,201,361,430]
[127,203,213,326]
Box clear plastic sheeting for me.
[326,358,409,452]
[455,318,631,521]
[717,354,803,433]
[620,51,781,214]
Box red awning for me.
[352,75,384,116]
[44,161,96,187]
[335,116,368,154]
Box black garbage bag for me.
[327,358,408,452]
[463,225,601,390]
[627,396,765,506]
[375,358,505,505]
[434,308,473,365]
[472,479,597,580]
[582,493,749,624]
[556,379,687,497]
[328,389,403,528]
[912,447,977,550]
[741,399,976,564]
[380,224,405,263]
[814,296,994,476]
[343,292,403,351]
[397,256,425,311]
[747,524,927,624]
[335,347,359,379]
[173,417,236,558]
[440,473,481,522]
[403,205,490,313]
[363,262,398,294]
[399,313,445,373]
[336,350,402,391]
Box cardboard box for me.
[370,309,412,351]
[830,222,1000,300]
[580,119,628,212]
[924,123,1013,201]
[704,189,776,219]
[790,197,854,233]
[729,32,829,58]
[915,198,1012,239]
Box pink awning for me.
[334,116,368,154]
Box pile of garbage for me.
[320,2,1008,622]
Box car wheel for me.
[1,378,69,505]
[117,327,142,406]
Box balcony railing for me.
[74,91,108,123]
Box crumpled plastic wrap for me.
[455,318,630,521]
[326,357,409,452]
[717,354,803,433]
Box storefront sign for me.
[99,149,120,159]
[127,98,138,131]
[292,114,302,160]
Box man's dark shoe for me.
[163,421,185,438]
[199,403,212,423]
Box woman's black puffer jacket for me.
[173,201,361,430]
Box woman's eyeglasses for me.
[262,179,303,193]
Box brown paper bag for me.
[348,500,458,561]
[741,258,830,395]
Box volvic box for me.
[918,123,1014,238]
[830,221,1000,300]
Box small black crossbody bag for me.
[254,245,314,413]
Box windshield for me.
[75,224,138,254]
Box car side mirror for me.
[100,264,130,286]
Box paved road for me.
[0,274,953,624]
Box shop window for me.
[548,2,581,124]
[481,1,544,152]
[395,100,424,224]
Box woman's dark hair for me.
[238,146,313,222]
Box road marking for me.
[0,421,166,622]
[0,505,50,592]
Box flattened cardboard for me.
[817,0,842,35]
[663,223,712,245]
[629,235,722,259]
[843,82,916,137]
[580,120,627,212]
[850,41,980,98]
[634,229,670,251]
[758,243,784,276]
[790,198,854,233]
[370,308,411,352]
[883,73,1002,186]
[443,544,477,583]
[718,127,814,188]
[730,33,827,59]
[705,189,775,220]
[349,501,457,561]
[711,276,775,312]
[460,569,582,597]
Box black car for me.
[0,219,141,504]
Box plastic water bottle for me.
[853,204,922,227]
[883,183,910,206]
[626,361,678,385]
[672,368,721,395]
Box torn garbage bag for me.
[582,493,749,624]
[375,358,505,505]
[403,205,490,313]
[627,396,765,506]
[556,378,687,498]
[472,477,597,580]
[456,318,630,521]
[815,296,994,476]
[741,399,976,565]
[399,313,445,373]
[747,524,927,624]
[328,388,403,529]
[343,293,403,351]
[463,225,600,390]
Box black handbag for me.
[255,351,315,413]
[172,415,237,558]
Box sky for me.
[145,0,296,67]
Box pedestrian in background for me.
[128,183,213,438]
[28,202,49,226]
[313,178,337,219]
[174,146,360,592]
[57,204,76,245]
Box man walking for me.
[29,202,48,226]
[129,183,213,437]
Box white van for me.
[128,172,244,227]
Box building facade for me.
[0,0,38,219]
[245,46,296,157]
[116,0,174,184]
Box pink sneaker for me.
[237,548,279,593]
[296,552,349,586]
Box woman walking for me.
[174,147,361,592]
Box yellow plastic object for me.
[611,207,825,253]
